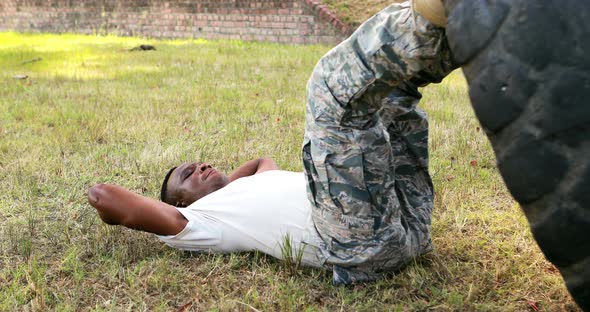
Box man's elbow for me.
[88,183,109,208]
[87,183,119,225]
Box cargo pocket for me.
[322,48,376,107]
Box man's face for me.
[166,162,229,206]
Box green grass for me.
[0,32,579,311]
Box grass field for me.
[0,32,580,311]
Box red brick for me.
[1,0,346,44]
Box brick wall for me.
[0,0,352,45]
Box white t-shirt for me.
[157,170,326,268]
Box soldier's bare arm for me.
[88,183,187,235]
[228,157,278,182]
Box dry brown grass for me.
[321,0,404,27]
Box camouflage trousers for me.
[302,2,456,285]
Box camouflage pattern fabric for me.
[302,1,457,285]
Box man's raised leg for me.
[302,1,455,284]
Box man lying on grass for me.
[90,0,452,284]
[88,158,327,268]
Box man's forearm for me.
[229,159,261,181]
[228,158,278,181]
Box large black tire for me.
[444,0,590,310]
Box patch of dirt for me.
[321,0,404,27]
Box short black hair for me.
[160,167,177,204]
